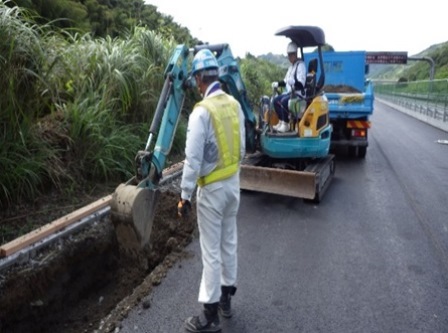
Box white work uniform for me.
[284,60,306,97]
[181,81,246,304]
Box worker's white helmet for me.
[287,41,298,54]
[192,49,219,75]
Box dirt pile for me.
[0,186,197,333]
[324,84,361,93]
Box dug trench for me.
[0,184,198,333]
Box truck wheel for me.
[358,147,367,158]
[348,146,357,158]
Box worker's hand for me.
[177,199,191,218]
[287,78,295,87]
[271,81,278,89]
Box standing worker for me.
[177,48,246,333]
[271,41,306,132]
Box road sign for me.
[366,52,408,64]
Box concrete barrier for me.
[376,97,448,133]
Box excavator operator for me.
[271,41,306,133]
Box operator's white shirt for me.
[284,60,306,96]
[181,81,246,201]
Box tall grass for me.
[47,28,185,181]
[0,2,63,207]
[0,2,187,209]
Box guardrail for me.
[374,79,448,132]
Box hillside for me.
[367,41,448,81]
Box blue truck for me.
[305,51,374,158]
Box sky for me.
[145,0,446,58]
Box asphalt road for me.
[117,100,448,333]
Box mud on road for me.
[0,186,198,333]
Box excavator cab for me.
[260,26,329,139]
[240,26,335,201]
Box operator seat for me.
[305,58,318,104]
[297,57,329,138]
[290,58,320,133]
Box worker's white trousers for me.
[196,173,240,304]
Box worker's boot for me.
[273,120,284,131]
[277,121,289,133]
[184,302,221,332]
[219,286,237,318]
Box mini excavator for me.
[110,26,335,253]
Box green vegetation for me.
[0,1,281,212]
[7,0,197,44]
[239,53,285,108]
[0,2,187,208]
[375,79,448,107]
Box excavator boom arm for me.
[110,44,191,254]
[138,44,190,187]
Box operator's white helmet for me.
[287,41,298,54]
[192,49,219,75]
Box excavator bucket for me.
[240,165,316,199]
[109,44,190,256]
[110,183,161,254]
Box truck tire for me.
[358,146,367,158]
[348,146,357,158]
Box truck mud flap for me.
[240,165,317,199]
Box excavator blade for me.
[110,183,160,254]
[240,165,317,199]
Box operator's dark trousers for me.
[273,93,290,122]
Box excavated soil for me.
[0,179,197,333]
[324,84,361,93]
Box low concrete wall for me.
[376,98,448,133]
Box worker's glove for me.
[183,76,195,90]
[271,81,278,89]
[177,198,191,218]
[287,78,295,87]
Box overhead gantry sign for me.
[366,52,408,64]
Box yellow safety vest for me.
[197,94,241,187]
